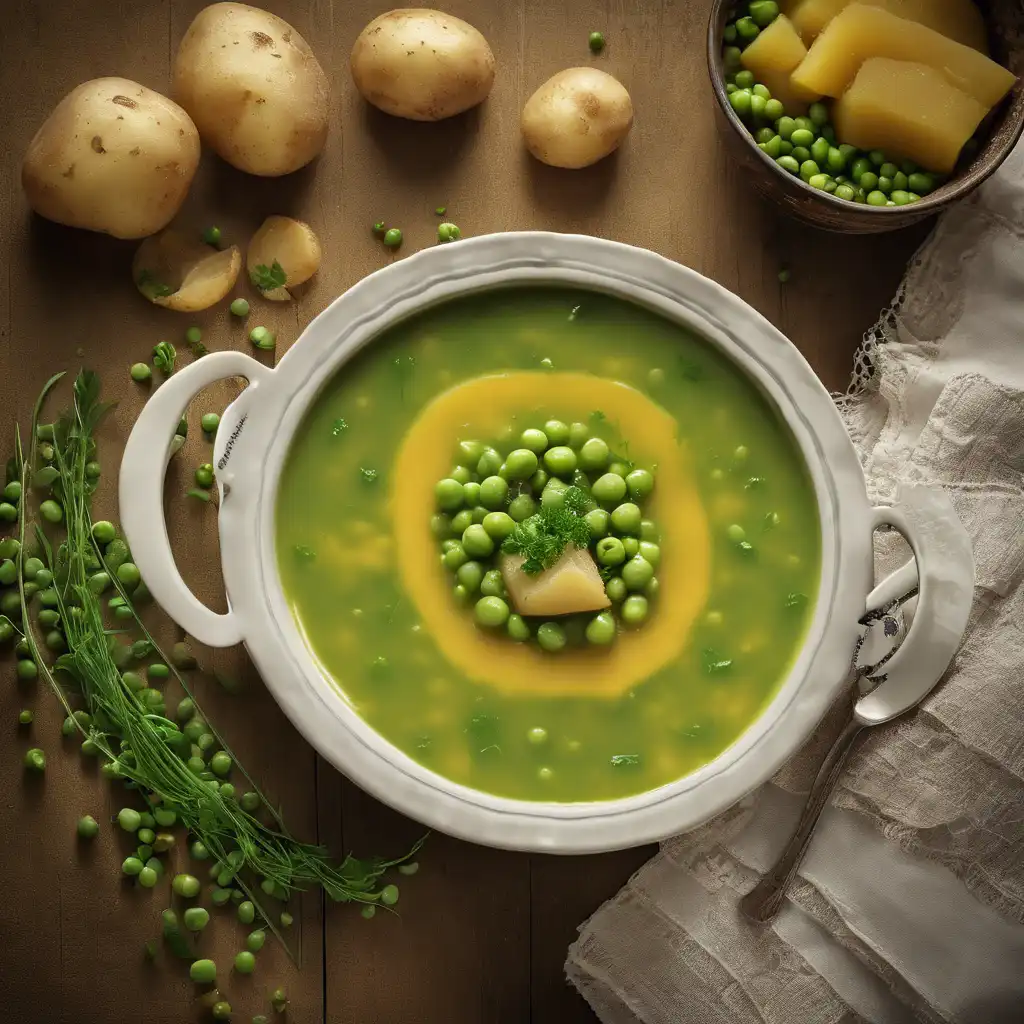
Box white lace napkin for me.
[566,139,1024,1024]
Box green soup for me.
[276,288,820,802]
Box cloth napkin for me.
[566,140,1024,1024]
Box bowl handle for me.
[855,486,975,726]
[119,351,272,648]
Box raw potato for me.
[247,215,321,301]
[350,9,496,121]
[501,548,611,617]
[133,229,242,312]
[173,3,330,176]
[21,78,200,240]
[521,68,633,169]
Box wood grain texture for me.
[0,0,928,1021]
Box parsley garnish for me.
[250,260,287,293]
[359,467,379,483]
[785,592,808,609]
[702,648,733,674]
[293,545,316,561]
[331,418,348,437]
[152,341,176,375]
[611,753,640,767]
[501,486,590,575]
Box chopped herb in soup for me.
[276,288,820,802]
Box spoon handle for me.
[739,713,864,924]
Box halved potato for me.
[246,215,321,301]
[133,228,241,312]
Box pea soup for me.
[276,288,820,802]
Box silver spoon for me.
[740,493,974,924]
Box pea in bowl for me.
[119,232,972,852]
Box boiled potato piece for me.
[350,9,495,121]
[522,68,633,169]
[21,78,199,240]
[791,4,1015,105]
[502,547,610,617]
[739,16,820,116]
[133,229,242,312]
[789,0,988,51]
[833,58,988,173]
[247,216,321,301]
[174,3,329,177]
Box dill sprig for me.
[15,371,421,959]
[501,486,591,574]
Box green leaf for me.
[152,342,176,376]
[611,753,640,767]
[702,648,733,674]
[250,260,287,293]
[330,418,348,437]
[359,467,379,483]
[136,270,174,300]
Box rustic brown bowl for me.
[707,1,1024,233]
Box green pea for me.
[441,541,467,571]
[749,0,779,26]
[237,900,256,925]
[3,594,24,620]
[172,873,201,898]
[621,595,649,625]
[592,472,627,506]
[808,173,830,190]
[540,478,569,509]
[859,171,879,192]
[876,175,893,194]
[623,468,653,500]
[639,541,661,567]
[476,449,502,476]
[610,502,642,534]
[749,94,767,119]
[866,190,888,207]
[39,499,63,523]
[761,134,782,159]
[834,183,857,201]
[578,437,610,472]
[479,475,508,509]
[0,539,18,559]
[763,98,784,122]
[383,227,402,248]
[462,524,494,558]
[507,614,530,642]
[544,446,577,477]
[183,907,209,932]
[729,89,752,117]
[190,958,217,984]
[622,556,655,591]
[455,483,477,509]
[116,562,141,590]
[122,856,144,876]
[850,156,872,182]
[752,83,771,101]
[450,465,473,485]
[507,494,537,522]
[475,596,509,628]
[2,481,21,503]
[907,171,935,195]
[799,159,820,181]
[890,190,912,206]
[211,887,233,906]
[734,70,754,91]
[536,622,566,652]
[520,428,548,453]
[482,511,515,540]
[788,128,814,149]
[603,577,626,604]
[529,468,549,492]
[154,807,177,827]
[0,560,15,585]
[435,478,464,511]
[538,420,566,446]
[585,612,617,645]
[776,116,796,140]
[810,137,829,165]
[229,297,250,317]
[892,171,909,192]
[480,569,506,597]
[596,537,626,566]
[867,149,885,167]
[456,561,485,593]
[776,155,800,174]
[503,449,538,481]
[457,439,484,464]
[584,508,610,539]
[735,15,759,41]
[450,509,473,535]
[723,44,742,72]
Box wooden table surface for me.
[0,1,929,1021]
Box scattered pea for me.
[383,228,403,248]
[229,298,250,318]
[77,815,99,839]
[190,959,217,984]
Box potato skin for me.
[522,68,634,169]
[173,2,329,177]
[351,8,496,121]
[21,78,200,239]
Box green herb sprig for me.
[501,486,590,575]
[250,260,287,293]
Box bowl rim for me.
[205,232,875,853]
[705,0,1024,217]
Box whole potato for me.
[522,68,633,169]
[351,9,495,121]
[21,78,200,239]
[173,3,329,177]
